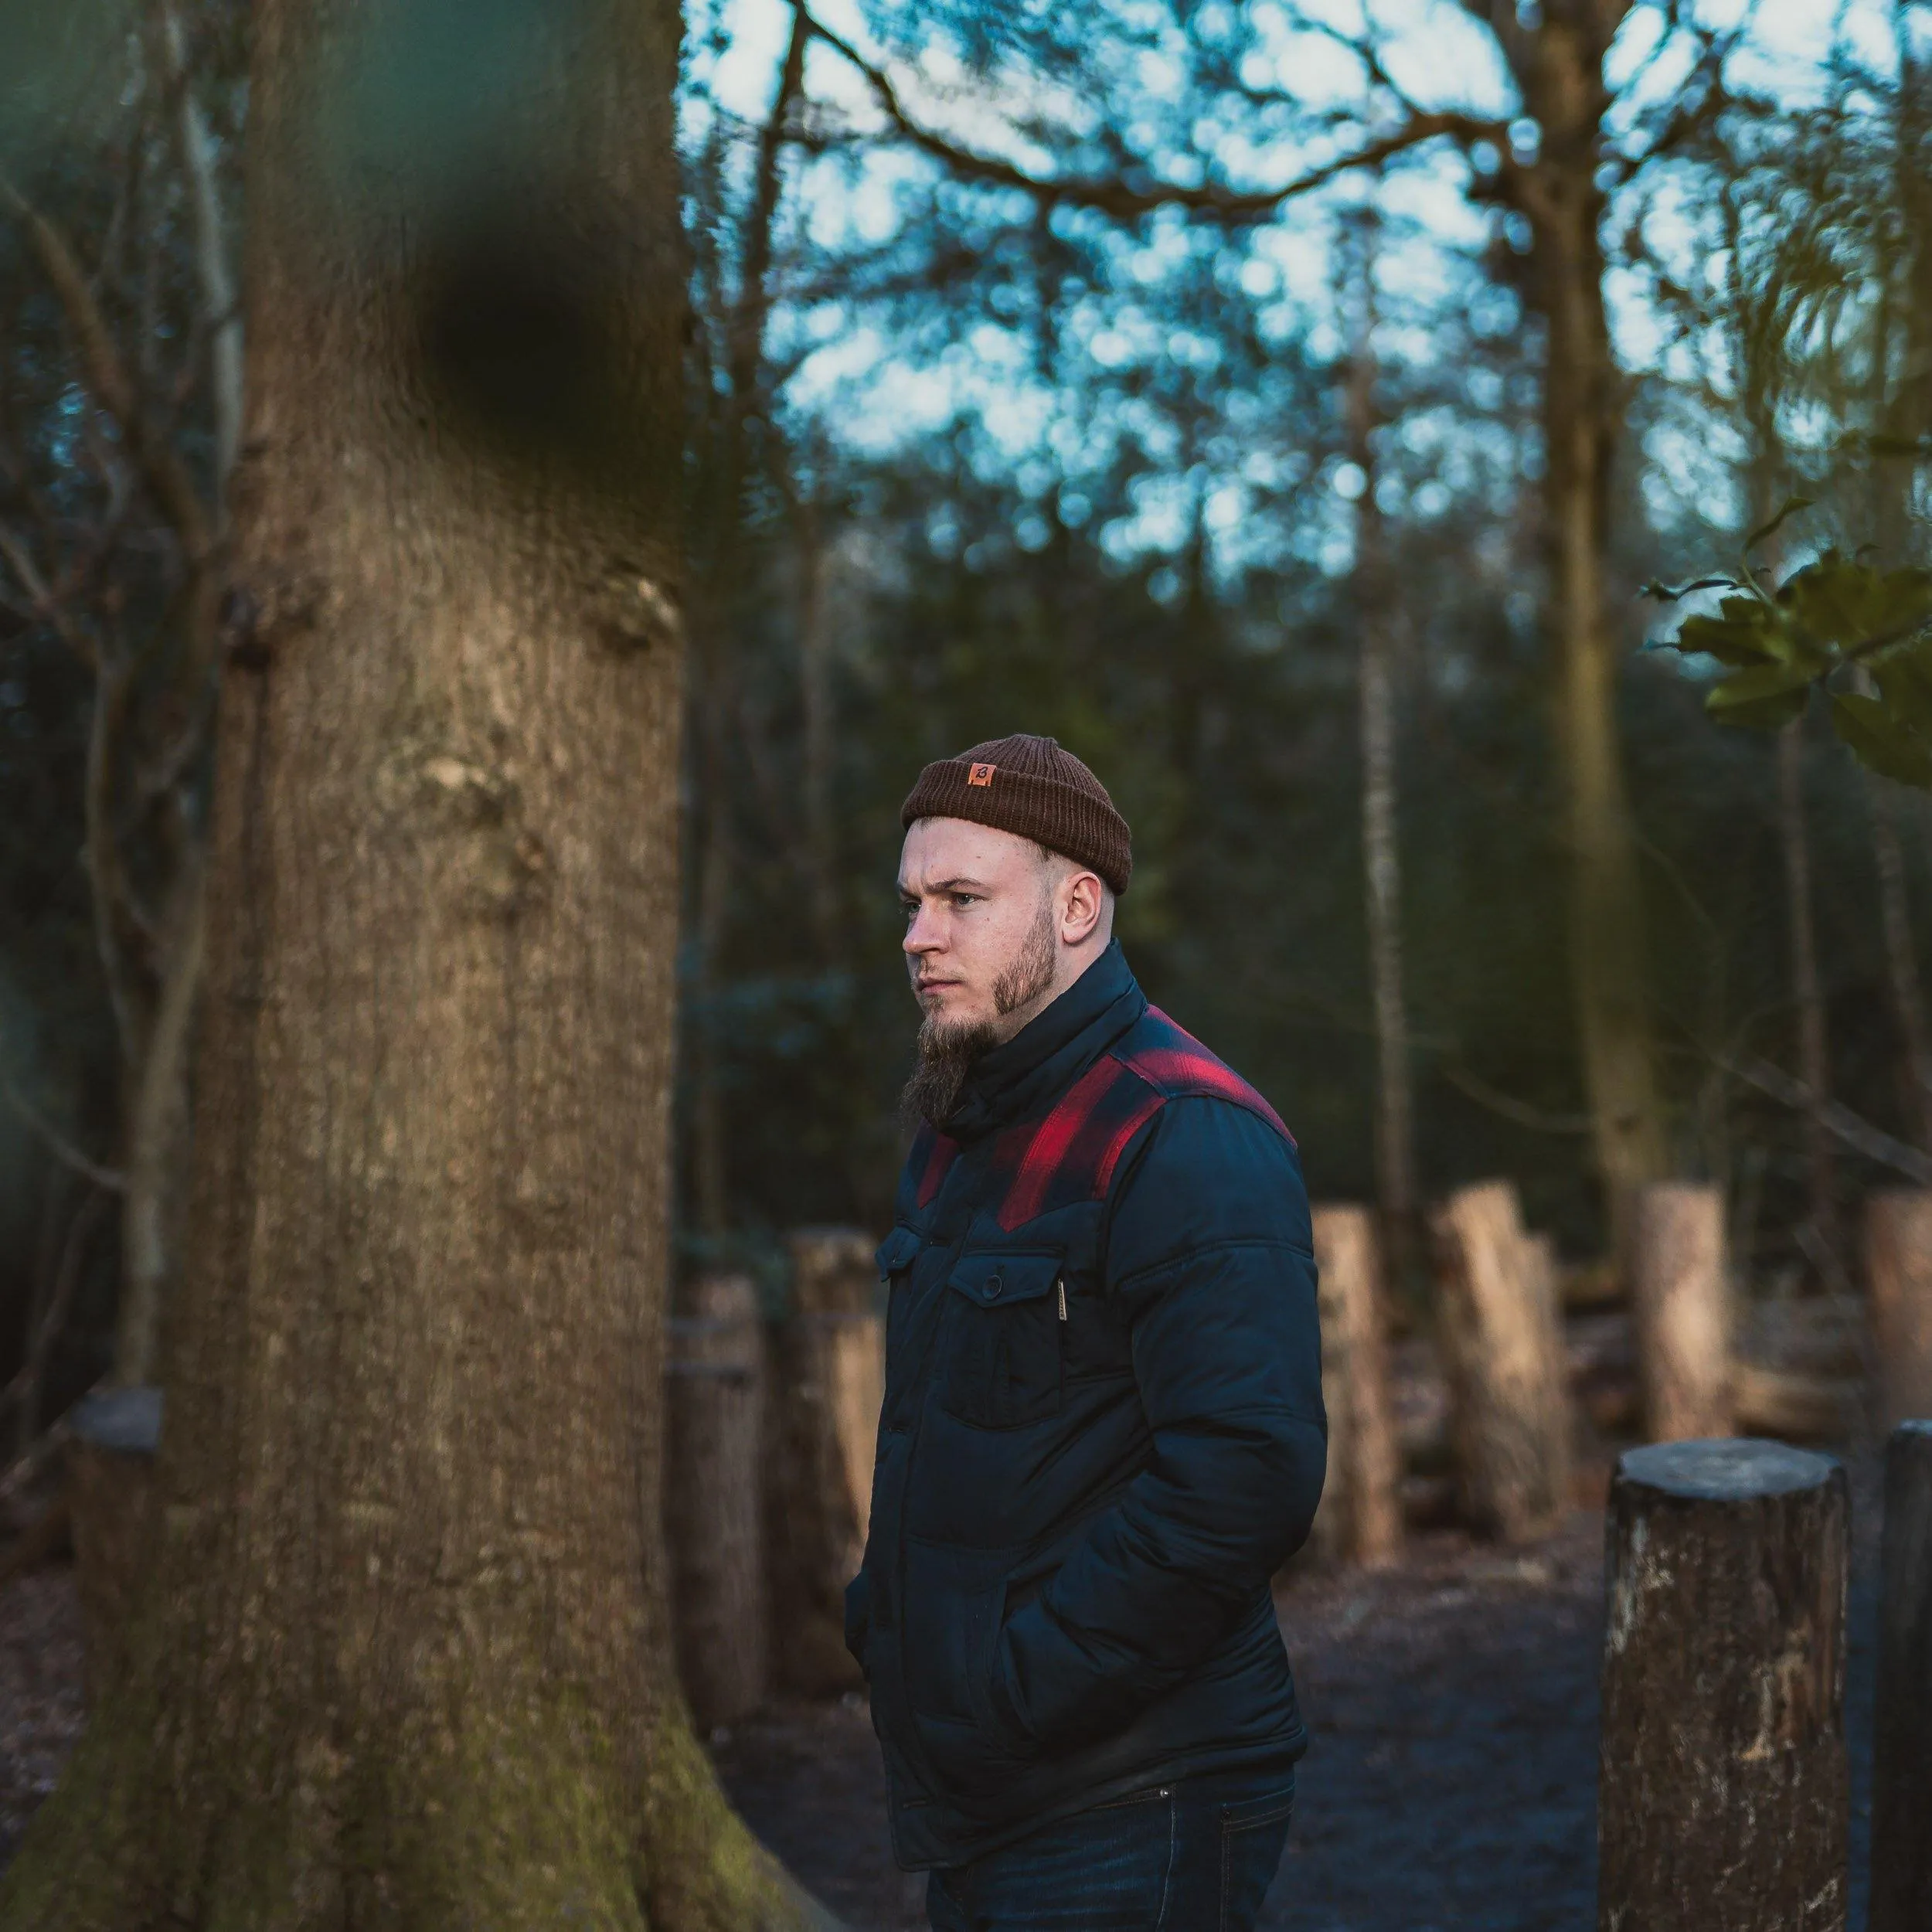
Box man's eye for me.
[951,893,978,908]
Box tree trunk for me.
[1866,1190,1932,1431]
[1308,1205,1403,1566]
[1598,1440,1849,1932]
[1430,1180,1572,1541]
[1629,1182,1732,1442]
[1778,719,1838,1258]
[1503,1,1666,1253]
[1871,1420,1932,1932]
[1345,217,1419,1293]
[1869,777,1932,1151]
[0,5,829,1925]
[667,1277,768,1734]
[765,1229,880,1697]
[685,6,809,1238]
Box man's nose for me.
[903,902,942,954]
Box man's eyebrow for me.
[898,876,992,896]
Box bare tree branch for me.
[1733,1056,1932,1184]
[801,11,1505,220]
[0,175,214,563]
[157,0,243,510]
[1,1076,127,1192]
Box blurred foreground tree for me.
[0,0,832,1924]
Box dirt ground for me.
[0,1478,1883,1930]
[714,1486,1883,1932]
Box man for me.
[845,733,1326,1930]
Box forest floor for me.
[0,1459,1883,1929]
[713,1458,1885,1932]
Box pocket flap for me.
[945,1250,1063,1309]
[876,1226,923,1278]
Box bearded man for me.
[845,733,1326,1930]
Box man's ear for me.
[1060,867,1106,944]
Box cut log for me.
[1308,1205,1403,1566]
[1730,1363,1861,1444]
[1629,1182,1732,1442]
[1430,1181,1571,1541]
[1872,1420,1932,1932]
[1866,1191,1932,1431]
[1599,1439,1849,1932]
[63,1386,162,1707]
[665,1274,767,1732]
[764,1228,883,1697]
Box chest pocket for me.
[940,1250,1065,1430]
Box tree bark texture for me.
[1308,1205,1403,1566]
[667,1276,767,1733]
[0,5,828,1926]
[1866,1190,1932,1431]
[1871,1420,1932,1932]
[1430,1181,1572,1541]
[1629,1182,1732,1443]
[1598,1440,1849,1932]
[764,1228,881,1697]
[1499,0,1667,1239]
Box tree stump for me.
[665,1274,767,1731]
[1599,1439,1849,1932]
[1430,1182,1571,1541]
[1866,1192,1932,1431]
[764,1228,883,1697]
[1308,1205,1402,1566]
[1872,1420,1932,1932]
[1629,1182,1732,1442]
[63,1386,162,1707]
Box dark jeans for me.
[924,1766,1295,1931]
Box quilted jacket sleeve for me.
[989,1096,1327,1753]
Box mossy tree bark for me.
[0,3,832,1927]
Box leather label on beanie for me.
[967,762,996,787]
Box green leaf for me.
[1870,636,1932,733]
[1745,495,1815,556]
[1784,554,1932,656]
[1831,691,1932,787]
[1704,659,1817,730]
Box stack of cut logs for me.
[1311,1179,1932,1567]
[665,1230,883,1732]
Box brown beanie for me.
[900,733,1132,895]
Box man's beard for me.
[900,894,1059,1129]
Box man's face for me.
[898,818,1060,1045]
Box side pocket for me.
[1217,1776,1295,1931]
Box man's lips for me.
[916,978,963,997]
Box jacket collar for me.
[938,938,1147,1145]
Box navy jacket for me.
[846,940,1326,1869]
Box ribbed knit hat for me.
[900,733,1132,895]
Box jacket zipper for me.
[1056,1274,1067,1321]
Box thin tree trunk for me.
[1345,217,1418,1289]
[687,6,809,1238]
[1780,718,1838,1257]
[1869,778,1932,1150]
[1503,2,1666,1256]
[794,494,839,964]
[0,2,828,1923]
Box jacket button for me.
[985,1272,1003,1301]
